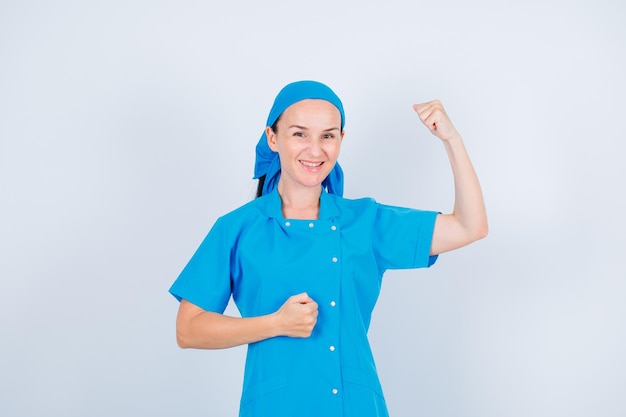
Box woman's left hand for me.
[413,100,460,142]
[413,100,488,255]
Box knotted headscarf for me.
[254,80,345,197]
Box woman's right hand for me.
[175,294,319,349]
[274,292,318,338]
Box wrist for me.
[266,311,283,338]
[442,132,462,142]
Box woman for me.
[169,80,487,416]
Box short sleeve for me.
[372,203,439,272]
[168,217,232,313]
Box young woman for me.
[169,80,487,417]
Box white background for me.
[1,1,625,416]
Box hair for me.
[270,116,280,134]
[255,174,266,198]
[255,116,281,198]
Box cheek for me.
[277,140,305,160]
[325,142,342,158]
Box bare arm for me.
[176,292,318,349]
[413,101,488,255]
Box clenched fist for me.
[413,100,460,142]
[274,292,319,338]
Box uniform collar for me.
[263,187,340,220]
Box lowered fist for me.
[275,292,319,338]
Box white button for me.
[332,257,338,263]
[329,345,335,352]
[309,222,314,228]
[285,221,291,227]
[330,301,336,307]
[332,388,338,395]
[331,225,337,231]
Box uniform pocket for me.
[342,368,389,417]
[239,375,288,417]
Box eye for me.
[322,133,335,139]
[293,132,305,138]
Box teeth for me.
[300,161,323,167]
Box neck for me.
[277,182,322,220]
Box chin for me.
[299,180,325,189]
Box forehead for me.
[280,99,342,127]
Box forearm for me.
[176,303,280,349]
[176,293,318,349]
[444,135,488,239]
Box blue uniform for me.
[169,188,439,416]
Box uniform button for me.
[330,301,336,307]
[329,345,336,352]
[332,257,338,263]
[285,221,291,227]
[331,225,337,231]
[308,222,314,228]
[332,388,338,395]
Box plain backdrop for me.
[1,1,625,416]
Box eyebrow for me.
[288,125,340,132]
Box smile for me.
[299,160,324,168]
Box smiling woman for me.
[169,80,487,417]
[265,99,344,218]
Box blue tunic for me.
[169,188,439,417]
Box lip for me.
[299,160,325,173]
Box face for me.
[266,99,344,193]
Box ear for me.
[340,130,345,141]
[266,126,279,152]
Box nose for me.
[308,138,322,157]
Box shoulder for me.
[329,193,378,211]
[221,195,268,219]
[330,193,437,221]
[325,193,380,223]
[212,196,270,235]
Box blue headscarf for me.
[254,80,345,197]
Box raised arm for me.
[176,292,318,349]
[413,100,488,255]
